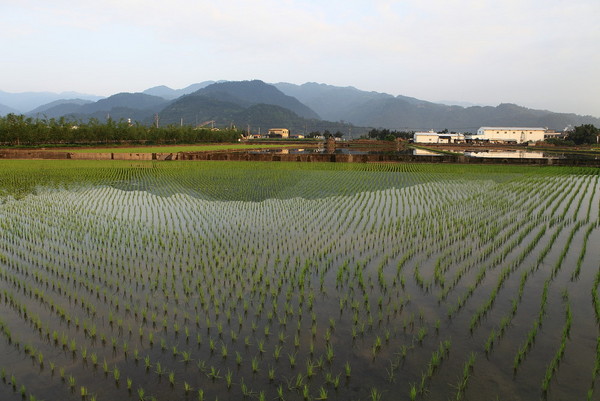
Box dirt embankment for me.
[0,144,598,166]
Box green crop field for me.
[59,144,299,154]
[0,160,598,401]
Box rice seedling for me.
[0,161,596,401]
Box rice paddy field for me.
[0,160,599,401]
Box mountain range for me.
[1,81,598,136]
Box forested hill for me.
[274,82,600,131]
[191,80,320,120]
[158,95,359,134]
[2,80,599,133]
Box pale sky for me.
[1,0,599,116]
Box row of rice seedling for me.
[0,160,597,400]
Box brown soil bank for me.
[0,149,598,166]
[180,151,600,166]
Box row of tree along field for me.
[0,114,243,146]
[1,113,598,147]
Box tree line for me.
[364,129,414,141]
[0,114,242,146]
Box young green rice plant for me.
[252,356,260,373]
[155,362,164,377]
[68,375,76,389]
[315,386,328,400]
[326,344,335,363]
[180,350,192,364]
[274,344,282,361]
[257,340,265,354]
[454,352,476,401]
[409,383,417,401]
[206,366,221,380]
[225,369,233,389]
[345,361,351,378]
[219,342,228,359]
[276,384,284,400]
[416,327,427,344]
[369,387,382,401]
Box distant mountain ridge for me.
[0,90,103,114]
[0,103,20,116]
[2,81,598,133]
[28,99,94,118]
[142,81,223,99]
[274,82,600,132]
[193,81,320,120]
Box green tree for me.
[567,124,599,145]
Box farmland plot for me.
[0,160,598,401]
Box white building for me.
[414,131,465,144]
[467,127,546,144]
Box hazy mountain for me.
[275,82,600,131]
[193,80,320,120]
[79,93,168,114]
[143,81,220,99]
[437,100,489,108]
[274,82,395,122]
[158,94,312,129]
[342,100,600,132]
[42,93,171,123]
[3,81,598,133]
[0,103,20,116]
[0,90,103,113]
[82,107,163,123]
[158,95,246,126]
[158,92,363,135]
[27,99,94,118]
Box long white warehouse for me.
[467,127,546,143]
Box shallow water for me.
[0,162,598,401]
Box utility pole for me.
[154,113,159,128]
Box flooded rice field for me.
[0,160,598,401]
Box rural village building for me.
[414,131,465,144]
[466,127,546,143]
[267,128,289,138]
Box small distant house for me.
[267,128,289,138]
[414,131,465,144]
[543,130,566,140]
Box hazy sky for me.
[2,0,599,116]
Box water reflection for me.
[250,147,598,160]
